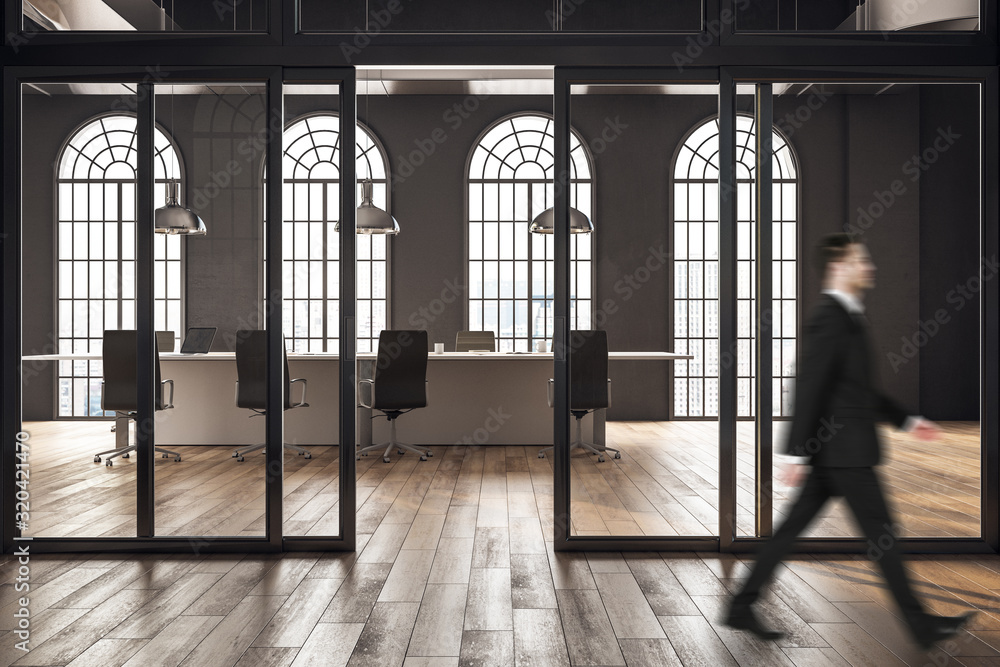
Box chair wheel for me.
[614,452,621,459]
[419,456,427,461]
[398,449,404,455]
[597,456,605,463]
[122,452,130,459]
[232,451,239,458]
[304,453,312,459]
[175,457,181,462]
[298,451,305,456]
[538,452,545,459]
[383,457,391,463]
[236,456,244,462]
[106,460,113,467]
[425,451,433,457]
[94,456,101,463]
[161,453,168,458]
[356,455,362,461]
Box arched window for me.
[56,114,183,417]
[672,114,799,418]
[278,114,390,353]
[467,113,594,352]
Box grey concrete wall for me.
[20,88,981,422]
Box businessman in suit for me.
[725,233,975,650]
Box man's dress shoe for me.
[724,606,785,641]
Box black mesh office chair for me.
[455,330,496,352]
[358,330,433,463]
[232,330,311,462]
[538,330,620,463]
[93,330,182,466]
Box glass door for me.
[737,72,989,549]
[552,68,727,551]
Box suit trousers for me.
[733,466,928,633]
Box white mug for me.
[434,343,445,354]
[535,340,546,353]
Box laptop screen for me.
[180,327,217,354]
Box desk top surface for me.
[24,351,692,361]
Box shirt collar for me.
[822,289,865,315]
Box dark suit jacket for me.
[784,294,909,467]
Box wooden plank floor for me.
[21,420,981,541]
[8,420,996,666]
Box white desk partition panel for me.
[24,351,690,447]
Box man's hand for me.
[779,462,806,487]
[911,417,942,442]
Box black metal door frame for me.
[1,65,358,554]
[550,64,998,555]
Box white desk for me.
[23,351,691,447]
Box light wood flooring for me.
[21,420,982,540]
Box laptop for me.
[180,327,217,354]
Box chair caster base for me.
[94,456,101,463]
[597,456,605,463]
[419,456,427,461]
[538,452,545,459]
[236,456,245,462]
[175,458,181,462]
[232,451,239,458]
[106,460,113,467]
[383,457,391,463]
[614,452,621,459]
[304,454,312,459]
[122,452,130,459]
[425,451,433,457]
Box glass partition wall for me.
[561,80,722,540]
[8,69,357,551]
[737,80,985,543]
[5,67,993,553]
[18,83,143,538]
[279,83,349,538]
[549,67,993,554]
[22,0,268,32]
[149,82,270,538]
[735,0,980,32]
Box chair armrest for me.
[100,380,106,411]
[547,378,554,408]
[358,379,374,409]
[290,378,308,408]
[607,378,612,409]
[160,379,174,410]
[234,380,239,406]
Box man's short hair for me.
[816,233,857,276]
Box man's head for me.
[817,233,876,295]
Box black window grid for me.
[269,115,389,354]
[672,114,798,419]
[467,114,593,351]
[56,116,182,418]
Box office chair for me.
[232,330,312,462]
[357,330,433,463]
[93,330,182,466]
[455,330,496,352]
[156,330,176,353]
[538,329,620,463]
